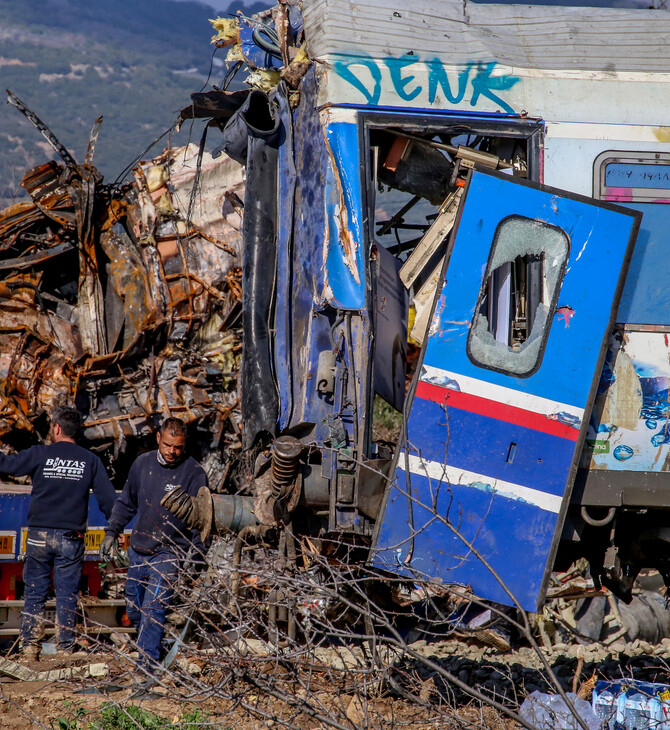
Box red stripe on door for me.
[416,381,580,441]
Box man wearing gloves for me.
[100,417,207,674]
[0,406,117,658]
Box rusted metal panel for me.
[0,98,245,486]
[0,202,45,245]
[0,242,74,272]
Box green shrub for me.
[54,702,220,729]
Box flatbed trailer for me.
[0,482,130,636]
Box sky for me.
[175,0,244,11]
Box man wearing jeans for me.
[100,417,207,675]
[0,406,117,658]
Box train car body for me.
[6,0,670,623]
[193,0,670,615]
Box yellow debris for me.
[210,17,240,47]
[246,69,281,93]
[146,164,168,193]
[226,44,245,64]
[290,45,309,66]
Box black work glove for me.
[161,486,195,524]
[99,533,116,562]
[161,486,212,542]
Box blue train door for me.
[373,169,641,612]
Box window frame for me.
[593,150,670,203]
[466,213,571,378]
[358,111,544,263]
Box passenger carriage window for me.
[467,215,570,378]
[594,151,670,325]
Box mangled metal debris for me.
[0,92,246,483]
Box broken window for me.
[368,127,530,261]
[370,129,456,260]
[467,215,570,378]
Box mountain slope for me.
[0,0,263,198]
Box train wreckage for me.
[1,0,670,647]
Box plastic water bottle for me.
[623,692,652,729]
[593,689,617,730]
[656,693,670,730]
[647,696,665,730]
[616,688,629,727]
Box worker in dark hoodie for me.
[99,417,207,675]
[0,405,117,659]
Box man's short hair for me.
[51,406,82,439]
[159,417,187,438]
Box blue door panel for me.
[428,182,636,405]
[373,169,641,611]
[408,396,576,497]
[376,470,558,609]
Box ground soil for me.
[1,637,668,729]
[0,646,521,730]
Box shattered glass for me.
[468,215,569,377]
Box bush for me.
[55,703,219,729]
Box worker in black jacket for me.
[100,417,207,674]
[0,406,117,658]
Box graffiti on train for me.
[332,54,520,113]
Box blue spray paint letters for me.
[331,55,383,105]
[387,54,423,102]
[427,60,472,106]
[332,53,520,113]
[469,62,519,114]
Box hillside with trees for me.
[0,0,264,199]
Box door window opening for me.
[467,215,569,378]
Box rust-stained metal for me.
[0,92,246,486]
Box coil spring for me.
[270,436,303,502]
